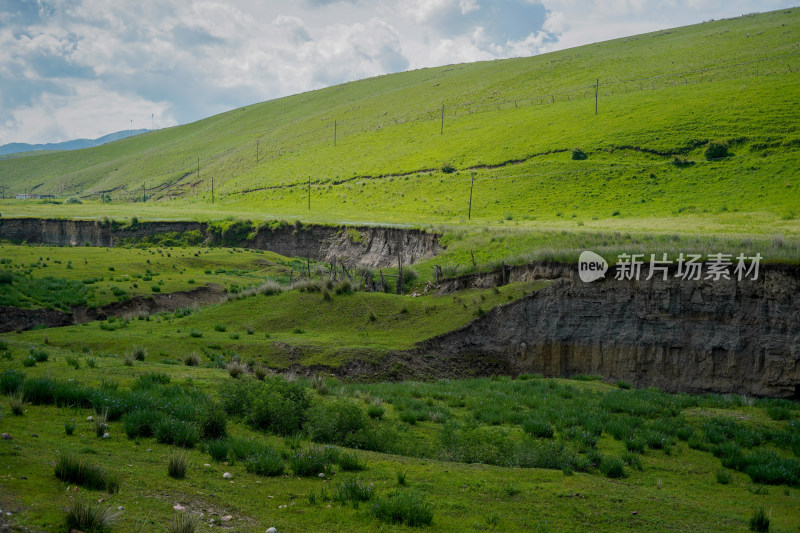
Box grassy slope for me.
[0,244,299,309]
[0,10,798,233]
[0,354,798,532]
[11,281,543,367]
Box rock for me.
[318,473,325,478]
[87,416,93,422]
[102,433,110,439]
[223,472,233,479]
[267,528,277,533]
[221,515,232,522]
[173,504,185,511]
[203,464,211,467]
[117,506,124,511]
[1,433,11,440]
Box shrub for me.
[55,453,119,493]
[335,477,374,505]
[305,399,367,446]
[168,513,200,533]
[65,498,119,533]
[617,380,633,390]
[151,285,161,292]
[65,196,83,204]
[396,470,407,486]
[226,360,247,378]
[716,469,732,484]
[705,140,729,160]
[571,148,588,160]
[31,348,49,362]
[289,446,334,477]
[247,388,303,436]
[245,448,285,477]
[311,373,329,395]
[1,369,25,394]
[208,439,229,462]
[335,279,353,295]
[441,163,456,173]
[189,330,203,338]
[522,416,554,439]
[367,404,385,420]
[749,507,770,532]
[123,408,159,439]
[133,372,170,389]
[600,456,627,478]
[199,406,227,440]
[214,324,227,332]
[184,353,201,366]
[64,421,76,436]
[0,271,13,284]
[22,355,36,367]
[9,392,24,415]
[129,345,147,361]
[95,411,108,437]
[65,355,81,369]
[338,450,366,471]
[168,452,188,479]
[155,417,199,448]
[372,491,434,526]
[253,365,269,380]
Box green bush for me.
[367,404,385,420]
[571,148,588,160]
[372,491,434,526]
[64,421,76,436]
[289,446,335,477]
[0,271,13,284]
[600,456,627,478]
[168,512,201,533]
[749,507,770,532]
[155,418,199,448]
[305,399,367,446]
[338,450,366,471]
[521,416,554,438]
[334,477,374,506]
[705,140,729,160]
[55,453,120,493]
[0,369,25,394]
[245,448,285,477]
[65,498,119,533]
[168,452,188,479]
[30,348,49,362]
[123,408,159,439]
[199,406,227,440]
[208,439,230,462]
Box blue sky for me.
[0,0,794,145]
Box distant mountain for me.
[0,129,149,157]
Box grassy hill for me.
[0,9,799,233]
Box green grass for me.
[1,346,799,531]
[0,244,303,309]
[0,10,798,237]
[11,279,545,368]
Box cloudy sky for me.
[0,0,794,145]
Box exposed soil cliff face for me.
[421,264,800,398]
[0,218,441,268]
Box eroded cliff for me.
[421,263,800,398]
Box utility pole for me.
[440,104,444,135]
[307,176,311,210]
[468,172,475,220]
[595,78,599,115]
[142,183,146,203]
